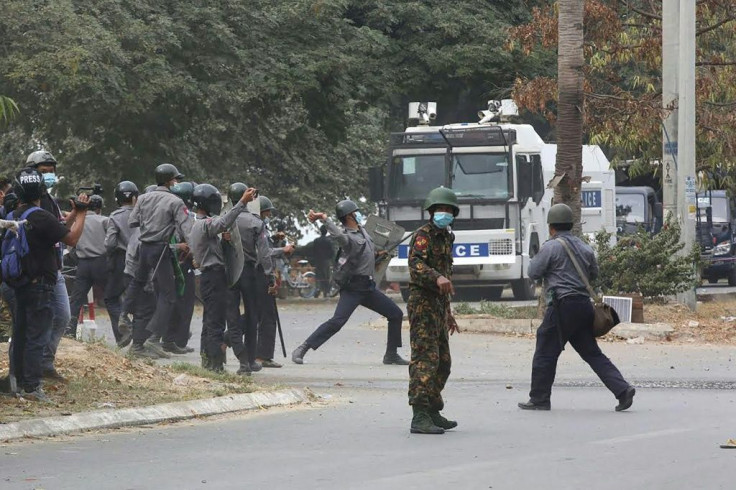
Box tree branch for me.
[618,0,661,21]
[696,61,736,66]
[703,100,736,107]
[697,15,736,36]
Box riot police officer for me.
[291,200,407,365]
[518,203,635,412]
[104,181,139,346]
[189,184,256,371]
[128,164,192,355]
[67,195,111,339]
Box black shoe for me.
[429,411,458,430]
[117,331,133,349]
[292,343,310,365]
[249,361,263,372]
[615,386,636,412]
[518,400,551,411]
[383,352,409,365]
[42,368,68,384]
[236,364,252,376]
[410,407,445,434]
[258,359,282,368]
[183,346,195,353]
[162,342,189,354]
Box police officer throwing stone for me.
[128,163,192,356]
[6,168,88,402]
[188,184,256,372]
[291,200,407,365]
[407,187,460,434]
[518,203,635,412]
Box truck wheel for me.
[400,288,410,302]
[511,279,536,300]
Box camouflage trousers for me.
[407,291,451,410]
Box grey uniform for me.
[105,205,134,254]
[236,213,280,275]
[188,202,246,270]
[129,187,192,243]
[74,212,109,259]
[528,231,599,300]
[326,219,376,277]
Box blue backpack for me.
[1,206,41,287]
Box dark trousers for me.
[165,263,195,347]
[314,260,332,297]
[255,269,279,360]
[305,277,403,350]
[121,273,138,316]
[200,267,228,363]
[226,262,258,363]
[529,295,630,404]
[132,287,156,346]
[134,242,176,338]
[103,250,127,341]
[68,256,111,337]
[12,282,55,392]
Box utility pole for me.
[678,0,697,309]
[661,1,678,221]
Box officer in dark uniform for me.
[291,200,407,365]
[312,225,335,298]
[67,195,112,339]
[163,181,197,354]
[7,168,88,401]
[25,151,75,381]
[104,181,139,347]
[188,184,256,371]
[518,203,636,412]
[407,187,460,435]
[128,163,192,356]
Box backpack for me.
[1,206,41,287]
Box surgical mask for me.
[264,217,271,225]
[433,212,454,229]
[42,172,58,189]
[353,211,364,225]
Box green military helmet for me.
[259,195,276,213]
[424,186,459,217]
[228,182,250,204]
[335,199,359,219]
[547,203,574,225]
[171,181,196,208]
[155,163,184,185]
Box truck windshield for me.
[388,154,445,200]
[616,193,646,223]
[697,195,729,223]
[451,153,510,199]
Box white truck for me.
[369,101,616,301]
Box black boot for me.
[383,347,409,366]
[236,352,252,376]
[615,386,636,412]
[429,411,458,430]
[292,343,310,364]
[518,399,551,411]
[410,406,444,434]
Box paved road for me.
[3,300,736,489]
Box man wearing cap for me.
[291,199,407,366]
[518,203,635,412]
[128,163,192,357]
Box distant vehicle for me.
[697,190,736,285]
[615,186,663,235]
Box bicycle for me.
[276,259,318,299]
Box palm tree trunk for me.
[555,0,584,235]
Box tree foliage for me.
[0,0,537,221]
[508,0,736,184]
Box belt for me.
[350,275,373,281]
[30,276,56,286]
[200,264,225,273]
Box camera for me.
[77,183,103,196]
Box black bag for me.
[556,237,620,337]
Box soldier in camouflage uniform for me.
[407,187,461,435]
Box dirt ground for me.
[643,299,736,344]
[0,339,256,424]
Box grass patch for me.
[454,301,538,319]
[168,362,255,390]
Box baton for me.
[272,296,287,358]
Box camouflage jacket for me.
[408,222,454,295]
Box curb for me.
[366,317,674,339]
[0,388,309,442]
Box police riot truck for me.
[368,100,616,302]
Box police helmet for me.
[547,203,574,225]
[154,163,184,185]
[171,181,196,208]
[3,192,19,214]
[335,199,359,219]
[88,194,104,211]
[26,150,57,169]
[12,168,46,203]
[192,184,223,216]
[227,182,250,204]
[423,186,460,217]
[259,196,276,213]
[114,181,139,205]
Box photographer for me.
[8,168,88,401]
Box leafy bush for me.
[593,216,699,300]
